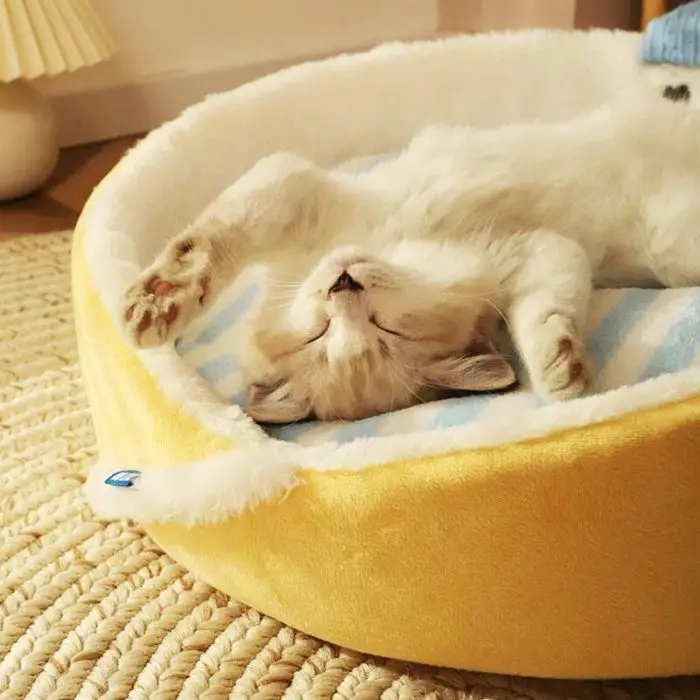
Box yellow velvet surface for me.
[73,218,700,679]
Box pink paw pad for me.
[137,311,152,333]
[557,337,573,355]
[163,304,179,324]
[147,278,179,296]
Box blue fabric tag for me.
[104,469,142,488]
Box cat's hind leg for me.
[505,230,594,401]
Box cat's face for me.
[243,245,516,423]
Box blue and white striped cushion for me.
[175,154,700,445]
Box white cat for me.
[122,88,700,423]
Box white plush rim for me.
[82,28,700,524]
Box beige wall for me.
[44,0,638,146]
[42,0,438,146]
[41,0,437,98]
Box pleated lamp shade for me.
[0,0,117,82]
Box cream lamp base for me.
[0,81,59,201]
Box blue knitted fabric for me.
[641,1,700,65]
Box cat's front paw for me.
[122,248,211,348]
[529,315,592,402]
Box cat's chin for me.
[326,292,368,321]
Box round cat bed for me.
[75,29,700,679]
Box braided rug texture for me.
[1,230,699,700]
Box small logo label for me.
[105,470,142,488]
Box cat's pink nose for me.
[329,271,363,294]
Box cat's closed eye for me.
[304,320,330,345]
[370,315,405,337]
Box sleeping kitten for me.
[122,89,700,423]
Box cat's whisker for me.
[387,355,423,375]
[304,373,326,421]
[263,289,302,298]
[265,296,294,309]
[388,365,396,412]
[325,382,344,422]
[264,288,304,297]
[266,281,306,289]
[263,290,299,299]
[258,302,296,312]
[387,358,424,405]
[387,361,417,408]
[459,293,512,334]
[385,286,512,335]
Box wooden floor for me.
[0,136,139,240]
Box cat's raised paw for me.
[123,267,210,348]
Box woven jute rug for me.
[2,230,699,700]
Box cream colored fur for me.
[81,29,700,523]
[122,89,700,423]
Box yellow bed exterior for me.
[73,210,700,679]
[74,30,700,679]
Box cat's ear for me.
[244,379,311,424]
[423,340,516,393]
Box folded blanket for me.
[642,0,700,66]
